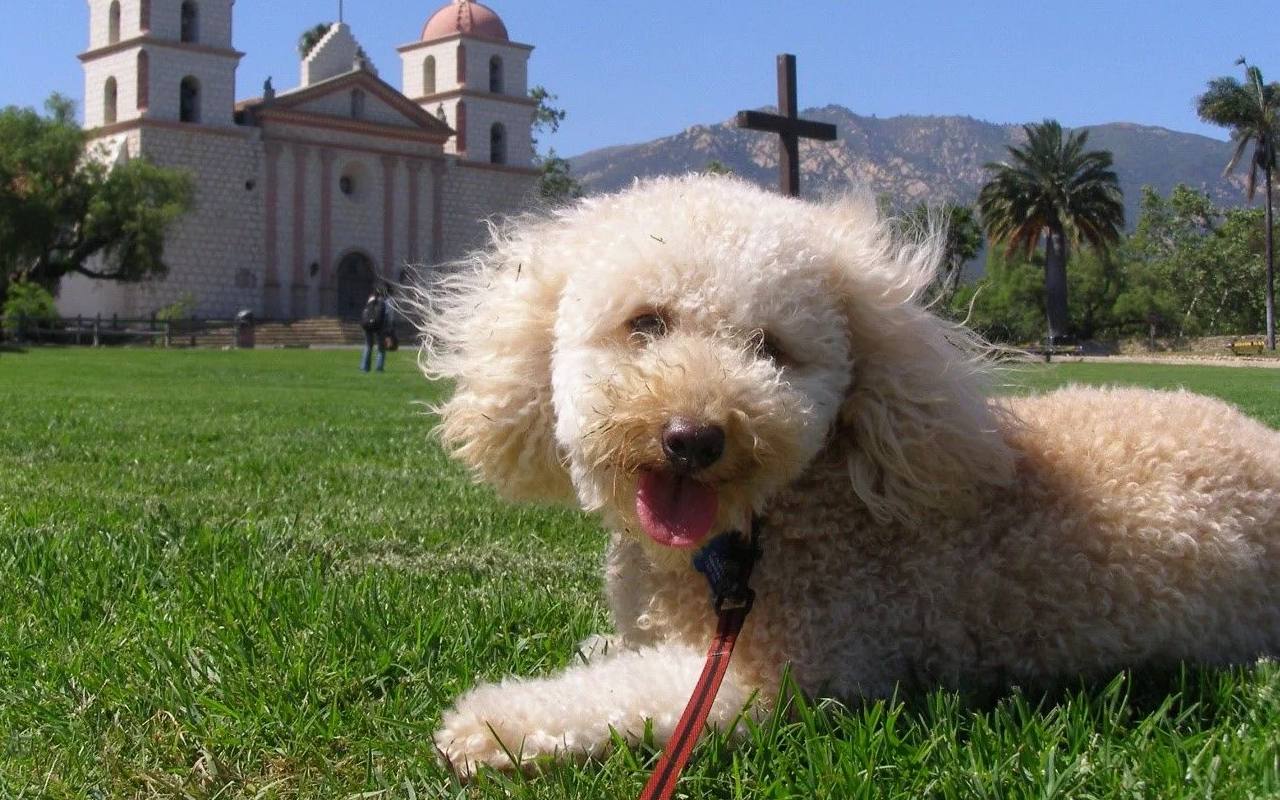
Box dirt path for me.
[1038,354,1280,369]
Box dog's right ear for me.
[819,197,1016,526]
[414,224,575,503]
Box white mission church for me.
[61,0,539,320]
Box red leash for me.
[637,522,760,800]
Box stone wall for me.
[85,125,267,319]
[146,0,234,48]
[461,39,530,100]
[145,46,238,125]
[459,97,535,167]
[438,161,538,263]
[401,41,462,99]
[83,48,145,128]
[1114,335,1249,355]
[88,0,146,50]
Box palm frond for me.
[1199,60,1280,202]
[1225,131,1251,177]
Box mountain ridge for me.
[567,106,1248,223]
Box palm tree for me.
[978,120,1124,344]
[1196,58,1280,349]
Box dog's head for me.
[419,176,1012,568]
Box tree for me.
[537,148,582,203]
[298,23,331,59]
[529,86,582,204]
[1196,58,1280,349]
[1124,184,1270,336]
[298,23,368,63]
[0,96,194,295]
[948,249,1045,343]
[703,159,733,176]
[1066,247,1124,341]
[529,85,566,150]
[978,120,1124,343]
[899,202,982,303]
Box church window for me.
[180,1,199,43]
[103,77,118,125]
[489,123,507,165]
[423,56,437,95]
[489,55,504,94]
[136,51,150,110]
[107,1,121,44]
[179,76,200,123]
[339,162,369,201]
[350,89,365,120]
[139,0,151,31]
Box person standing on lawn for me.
[359,287,395,373]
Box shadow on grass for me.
[875,659,1268,729]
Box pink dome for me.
[421,1,509,42]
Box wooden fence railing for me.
[2,314,248,347]
[1,314,414,348]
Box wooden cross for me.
[736,54,838,197]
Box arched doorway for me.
[336,251,377,319]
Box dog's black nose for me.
[661,417,725,473]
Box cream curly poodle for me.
[417,175,1280,775]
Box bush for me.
[154,293,197,322]
[2,281,57,338]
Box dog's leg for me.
[433,642,759,776]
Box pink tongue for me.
[635,471,719,549]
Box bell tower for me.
[399,1,535,166]
[81,0,242,129]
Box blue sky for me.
[2,1,1273,157]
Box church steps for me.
[183,317,414,348]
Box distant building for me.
[63,0,538,319]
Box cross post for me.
[735,54,837,197]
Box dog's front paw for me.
[433,687,570,778]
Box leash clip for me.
[713,586,755,615]
[692,515,762,616]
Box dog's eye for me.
[628,312,668,340]
[751,330,788,365]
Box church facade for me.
[61,0,539,320]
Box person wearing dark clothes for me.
[359,287,394,372]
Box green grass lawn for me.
[1,348,1278,798]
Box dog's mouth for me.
[634,469,719,549]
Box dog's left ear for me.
[415,226,575,503]
[823,201,1015,525]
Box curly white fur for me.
[414,175,1280,776]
